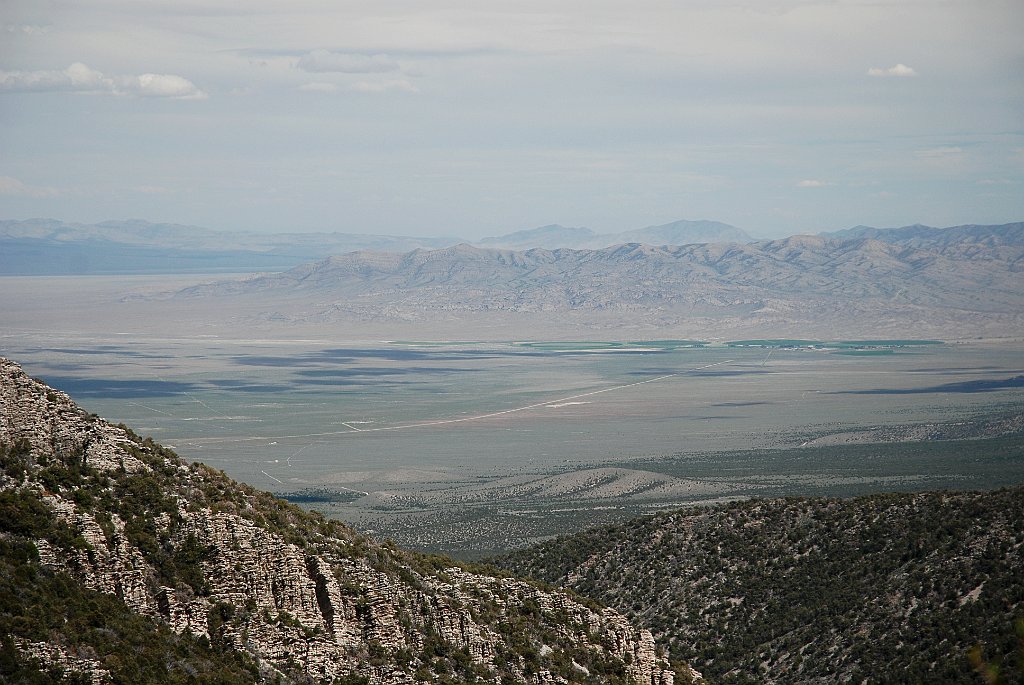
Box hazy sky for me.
[1,1,1022,238]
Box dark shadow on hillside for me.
[836,375,1024,395]
[42,376,201,398]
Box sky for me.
[1,0,1022,239]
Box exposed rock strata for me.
[13,639,112,684]
[1,357,696,684]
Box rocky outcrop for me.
[0,361,145,474]
[36,498,159,618]
[13,639,112,684]
[1,357,693,684]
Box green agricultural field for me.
[833,339,944,347]
[725,339,822,347]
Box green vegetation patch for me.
[494,487,1024,684]
[624,339,708,349]
[631,434,1024,497]
[517,340,707,351]
[725,339,822,347]
[387,340,486,346]
[834,339,944,347]
[834,349,897,356]
[0,550,261,684]
[517,341,627,351]
[0,484,261,685]
[277,487,365,504]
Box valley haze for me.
[2,219,1022,557]
[3,218,1021,339]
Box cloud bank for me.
[0,63,206,99]
[351,79,419,94]
[296,51,400,74]
[298,82,338,93]
[1,1,1020,236]
[868,64,917,77]
[0,176,58,198]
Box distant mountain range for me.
[0,218,457,275]
[1,217,745,275]
[170,225,1024,338]
[477,219,752,250]
[823,221,1024,248]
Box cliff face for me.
[0,357,695,685]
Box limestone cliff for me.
[0,357,697,684]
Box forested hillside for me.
[495,489,1024,683]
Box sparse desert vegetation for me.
[494,488,1024,683]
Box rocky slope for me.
[170,230,1024,338]
[494,490,1024,684]
[0,357,694,684]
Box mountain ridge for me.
[822,221,1024,246]
[3,217,1021,276]
[493,488,1024,683]
[167,231,1024,338]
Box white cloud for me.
[796,179,829,188]
[296,50,399,74]
[915,146,964,160]
[0,62,92,91]
[867,63,917,77]
[3,24,49,36]
[134,185,175,195]
[975,178,1013,186]
[298,82,338,92]
[913,146,970,173]
[0,176,59,198]
[131,73,206,99]
[351,79,419,94]
[0,63,206,99]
